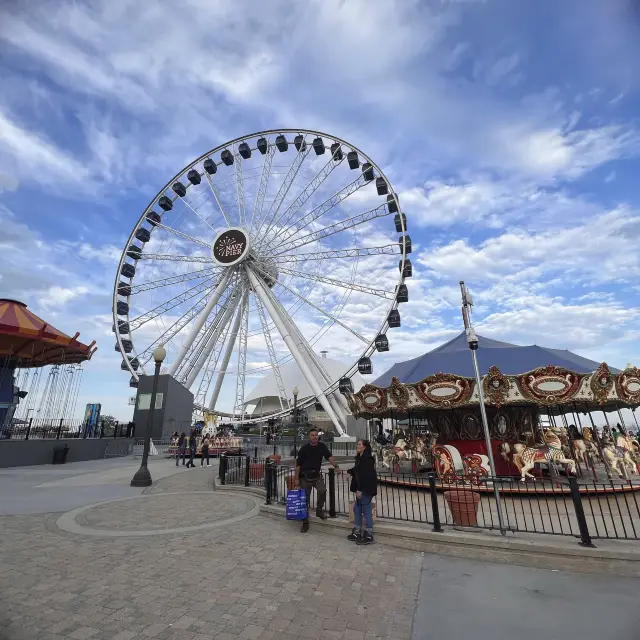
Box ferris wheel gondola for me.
[113,129,411,436]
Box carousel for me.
[344,332,640,494]
[0,299,97,436]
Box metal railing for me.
[220,457,640,544]
[0,418,135,441]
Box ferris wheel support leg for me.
[246,267,347,437]
[168,270,232,377]
[208,300,244,411]
[280,311,350,429]
[184,292,242,390]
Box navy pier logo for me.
[212,228,250,266]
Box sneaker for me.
[316,508,328,520]
[301,522,309,533]
[347,528,361,542]
[356,531,374,546]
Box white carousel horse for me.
[380,438,413,469]
[600,435,638,478]
[502,429,577,482]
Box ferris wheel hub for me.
[212,227,251,267]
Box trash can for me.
[52,445,69,465]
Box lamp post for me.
[131,345,166,487]
[292,386,299,458]
[459,282,506,535]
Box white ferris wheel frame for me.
[112,129,409,435]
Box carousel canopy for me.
[0,299,96,367]
[374,331,620,387]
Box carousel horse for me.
[380,439,412,470]
[502,429,577,482]
[599,433,639,477]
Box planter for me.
[443,489,481,527]
[286,474,298,491]
[249,462,265,481]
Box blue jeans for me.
[353,493,373,531]
[176,447,186,466]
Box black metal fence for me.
[0,418,135,441]
[220,456,640,544]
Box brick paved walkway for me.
[0,464,422,640]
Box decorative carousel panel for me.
[413,373,475,408]
[432,444,464,483]
[462,453,490,485]
[515,365,585,406]
[461,411,482,440]
[616,366,640,406]
[483,365,510,408]
[590,362,615,405]
[388,376,411,410]
[358,384,388,414]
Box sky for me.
[1,0,640,423]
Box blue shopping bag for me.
[286,488,308,521]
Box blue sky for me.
[1,0,639,421]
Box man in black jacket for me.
[295,428,341,533]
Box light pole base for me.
[130,465,152,487]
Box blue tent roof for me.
[373,332,619,386]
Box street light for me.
[292,386,299,458]
[131,345,166,487]
[459,281,506,535]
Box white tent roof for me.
[245,357,365,405]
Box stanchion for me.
[568,476,595,547]
[428,473,443,532]
[328,468,337,518]
[244,455,251,487]
[219,454,227,485]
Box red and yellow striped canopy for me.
[0,299,96,366]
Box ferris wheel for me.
[113,129,411,436]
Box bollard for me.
[328,468,337,518]
[568,476,595,547]
[273,444,277,456]
[57,419,64,440]
[428,473,443,532]
[219,454,227,485]
[254,446,258,462]
[265,461,273,505]
[25,418,33,441]
[244,455,251,487]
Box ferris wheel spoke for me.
[260,149,345,252]
[250,142,275,232]
[139,253,215,264]
[204,171,232,227]
[129,267,219,295]
[256,138,312,244]
[167,269,234,376]
[208,290,245,411]
[272,203,390,256]
[174,196,219,235]
[135,288,213,372]
[233,290,250,420]
[233,148,246,227]
[268,174,368,250]
[254,295,290,411]
[246,266,347,435]
[250,263,368,344]
[155,222,211,249]
[128,277,218,332]
[276,245,399,264]
[182,286,242,388]
[278,266,394,299]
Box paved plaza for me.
[0,457,639,639]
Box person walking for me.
[176,432,186,467]
[201,433,210,467]
[295,427,341,533]
[186,429,197,468]
[347,439,377,545]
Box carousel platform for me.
[376,464,640,496]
